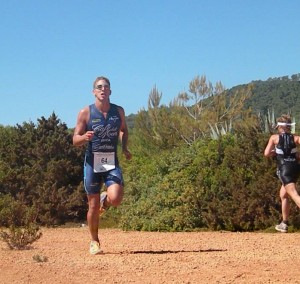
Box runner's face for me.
[93,79,111,101]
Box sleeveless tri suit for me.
[275,133,300,185]
[83,103,124,194]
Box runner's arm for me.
[118,106,132,160]
[264,135,276,157]
[73,107,94,147]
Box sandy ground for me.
[1,227,300,284]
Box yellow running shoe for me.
[89,241,103,255]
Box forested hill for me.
[126,73,300,128]
[229,73,300,118]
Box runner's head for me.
[93,76,110,89]
[276,114,293,133]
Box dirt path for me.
[1,228,300,283]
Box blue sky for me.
[1,0,299,128]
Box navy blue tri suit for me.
[84,103,124,195]
[276,133,300,186]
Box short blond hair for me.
[93,76,110,89]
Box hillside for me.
[126,73,300,129]
[225,73,300,118]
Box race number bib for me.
[93,152,116,173]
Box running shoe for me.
[99,191,109,216]
[275,221,288,233]
[89,241,103,255]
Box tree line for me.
[1,74,300,232]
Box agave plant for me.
[209,120,232,140]
[258,108,276,133]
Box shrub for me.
[0,194,42,249]
[0,224,42,250]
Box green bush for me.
[119,132,284,232]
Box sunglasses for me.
[95,84,110,90]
